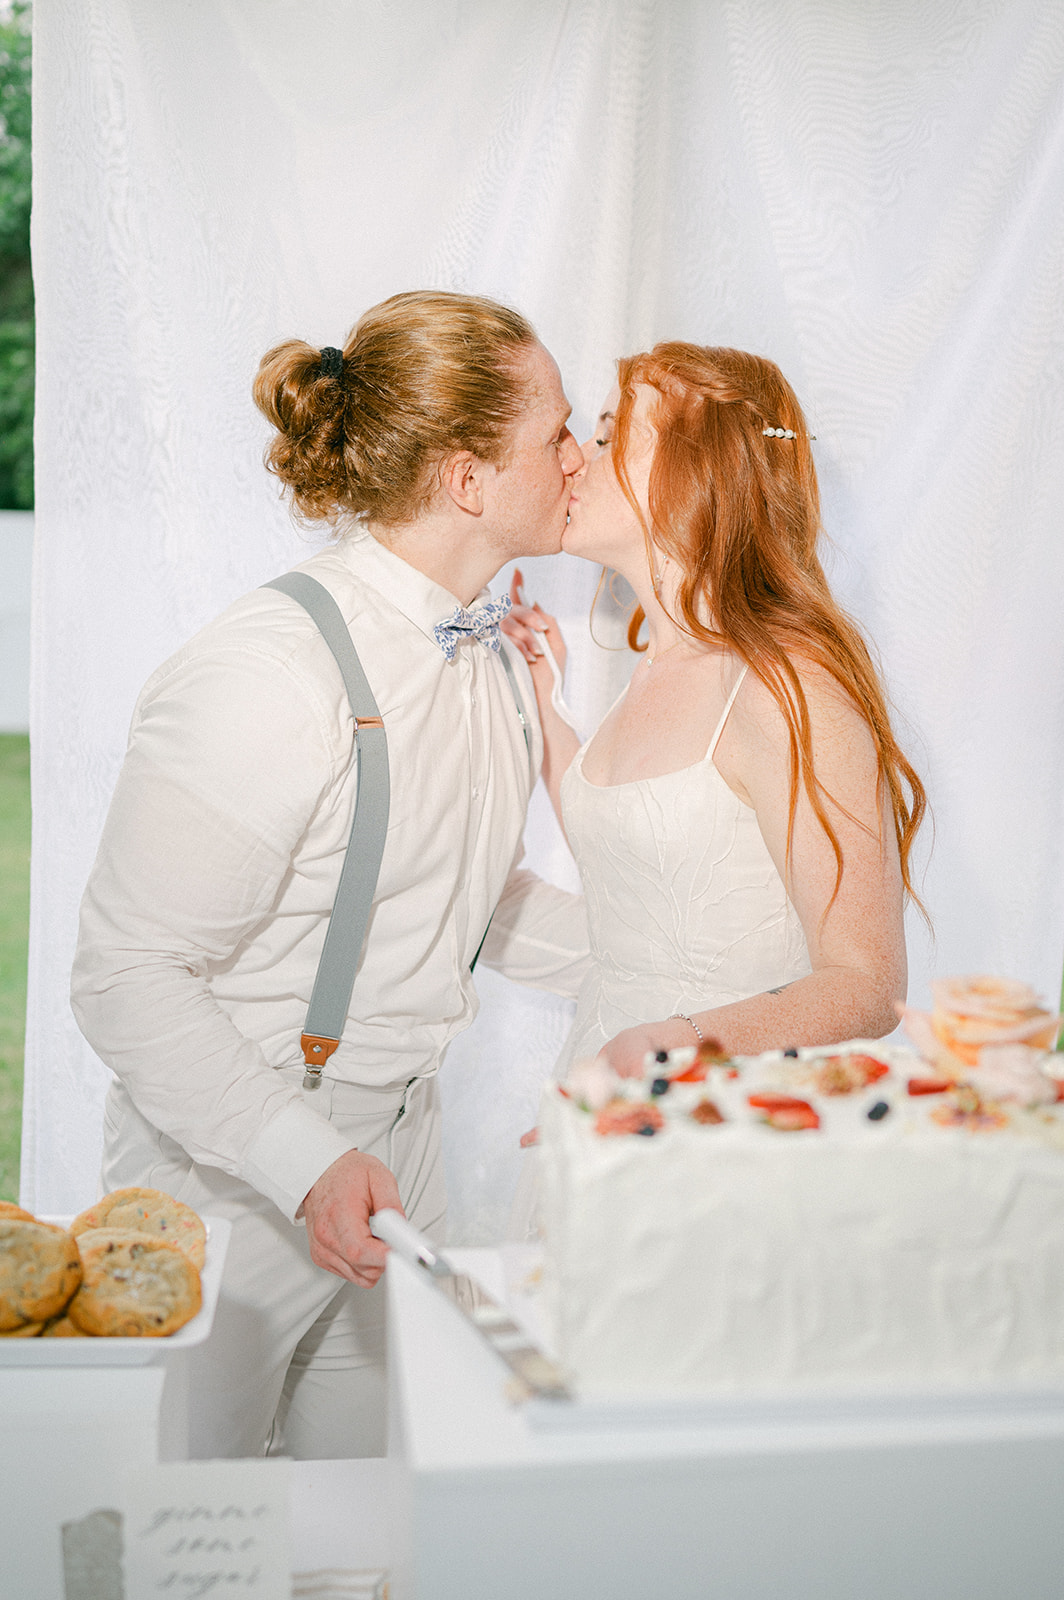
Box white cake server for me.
[369,1208,570,1402]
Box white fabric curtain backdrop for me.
[25,0,1064,1239]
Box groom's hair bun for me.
[253,291,537,530]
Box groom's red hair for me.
[612,342,927,913]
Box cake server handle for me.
[369,1207,448,1276]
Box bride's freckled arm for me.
[600,664,908,1075]
[701,666,906,1048]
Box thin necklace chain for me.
[645,637,688,668]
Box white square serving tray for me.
[0,1214,231,1366]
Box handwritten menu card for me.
[122,1459,291,1599]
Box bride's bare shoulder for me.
[732,653,870,733]
[719,654,878,792]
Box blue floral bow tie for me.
[433,595,512,661]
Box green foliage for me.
[0,734,29,1201]
[0,2,32,509]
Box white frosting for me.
[539,1042,1064,1397]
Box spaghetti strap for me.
[576,682,632,768]
[705,664,749,760]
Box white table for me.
[1,1218,230,1600]
[3,1361,185,1597]
[11,1242,1064,1598]
[383,1248,1064,1600]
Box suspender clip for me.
[301,1033,340,1090]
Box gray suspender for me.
[264,574,390,1087]
[263,572,531,1089]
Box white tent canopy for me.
[25,0,1064,1237]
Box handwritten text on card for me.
[122,1460,291,1600]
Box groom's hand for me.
[302,1149,404,1287]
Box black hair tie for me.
[319,346,344,381]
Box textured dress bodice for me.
[555,666,811,1074]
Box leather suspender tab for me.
[300,1033,340,1085]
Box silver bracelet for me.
[669,1012,704,1043]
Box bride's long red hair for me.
[612,342,927,909]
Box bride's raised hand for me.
[502,569,567,679]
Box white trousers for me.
[102,1069,446,1460]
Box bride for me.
[504,342,926,1080]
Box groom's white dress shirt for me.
[71,526,587,1223]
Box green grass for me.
[0,733,29,1201]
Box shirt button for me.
[470,695,476,707]
[472,787,480,799]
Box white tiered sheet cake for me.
[539,1028,1064,1398]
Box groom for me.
[71,291,587,1459]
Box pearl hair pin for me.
[762,425,816,440]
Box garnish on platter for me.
[594,1099,665,1138]
[900,976,1061,1080]
[813,1053,890,1095]
[666,1037,731,1084]
[689,1098,725,1126]
[747,1092,820,1131]
[900,975,1062,1116]
[567,1040,737,1135]
[929,1084,1008,1133]
[965,1044,1064,1107]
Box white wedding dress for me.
[507,665,813,1238]
[554,665,812,1076]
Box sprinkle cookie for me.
[71,1187,206,1270]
